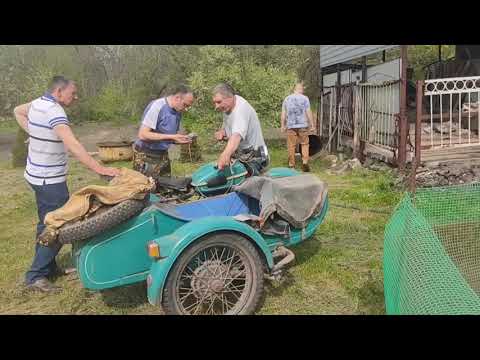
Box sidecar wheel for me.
[162,232,265,315]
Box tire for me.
[162,232,265,315]
[57,198,148,244]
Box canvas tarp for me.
[38,168,155,245]
[233,174,328,229]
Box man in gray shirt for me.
[281,82,314,172]
[213,83,268,175]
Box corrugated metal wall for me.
[320,45,398,68]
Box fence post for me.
[332,64,341,153]
[398,45,408,171]
[410,80,424,194]
[353,85,361,158]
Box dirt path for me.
[1,122,287,163]
[0,122,139,163]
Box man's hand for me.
[281,125,286,133]
[172,134,192,144]
[215,129,226,141]
[217,151,231,171]
[95,166,121,177]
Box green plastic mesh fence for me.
[384,183,480,315]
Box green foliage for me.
[408,45,455,79]
[82,82,140,123]
[11,129,28,168]
[1,44,460,130]
[188,46,297,130]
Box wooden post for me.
[333,64,341,153]
[410,80,424,194]
[439,45,443,78]
[354,56,368,159]
[318,67,324,137]
[398,45,408,170]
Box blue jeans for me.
[25,181,69,285]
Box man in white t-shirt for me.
[212,83,268,175]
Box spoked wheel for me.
[162,232,265,315]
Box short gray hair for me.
[168,84,194,97]
[213,83,235,98]
[49,76,73,93]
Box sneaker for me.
[25,278,62,293]
[302,164,310,172]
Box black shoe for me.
[48,266,77,281]
[302,164,310,172]
[25,278,62,293]
[54,267,77,277]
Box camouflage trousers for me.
[132,147,171,180]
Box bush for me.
[84,82,141,123]
[188,46,297,130]
[11,128,28,168]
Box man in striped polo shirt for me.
[14,76,120,293]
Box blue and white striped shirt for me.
[24,93,69,185]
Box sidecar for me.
[72,169,328,315]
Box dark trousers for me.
[25,181,69,284]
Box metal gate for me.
[421,76,480,149]
[411,76,480,190]
[356,81,399,149]
[319,84,355,151]
[319,81,400,152]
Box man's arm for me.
[217,133,241,170]
[13,102,32,133]
[54,124,120,177]
[138,126,191,144]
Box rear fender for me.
[147,216,274,305]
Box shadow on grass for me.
[55,250,150,310]
[100,282,150,309]
[265,235,323,298]
[356,275,385,315]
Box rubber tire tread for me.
[57,198,148,244]
[161,232,265,315]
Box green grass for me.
[0,142,403,315]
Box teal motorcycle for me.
[63,162,329,315]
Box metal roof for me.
[320,45,399,68]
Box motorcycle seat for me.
[156,176,192,191]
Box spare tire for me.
[57,198,148,244]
